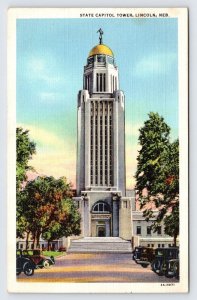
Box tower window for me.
[86,75,89,90]
[123,201,127,208]
[96,73,99,92]
[108,57,114,64]
[97,55,105,63]
[147,226,151,235]
[100,73,102,92]
[136,226,141,235]
[92,202,110,213]
[104,73,106,91]
[88,57,94,64]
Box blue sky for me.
[17,18,178,188]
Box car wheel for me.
[141,264,148,268]
[23,262,34,276]
[173,261,179,279]
[165,273,174,278]
[43,259,51,269]
[158,263,165,276]
[151,260,160,272]
[16,271,21,276]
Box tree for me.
[18,176,81,249]
[16,127,36,247]
[135,112,179,245]
[16,189,33,249]
[164,204,179,246]
[42,199,81,250]
[16,127,36,191]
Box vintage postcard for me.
[7,8,188,293]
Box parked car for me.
[132,247,146,263]
[22,249,55,269]
[151,247,179,276]
[136,247,155,268]
[16,250,36,276]
[165,258,179,279]
[58,246,66,252]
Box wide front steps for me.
[67,237,132,253]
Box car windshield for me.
[156,250,163,256]
[167,249,178,257]
[33,250,41,255]
[168,250,174,257]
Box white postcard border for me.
[7,7,188,293]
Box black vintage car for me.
[132,247,145,262]
[22,249,55,269]
[16,250,36,276]
[133,246,155,266]
[165,258,179,279]
[151,247,179,276]
[136,247,155,268]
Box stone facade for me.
[132,210,178,248]
[73,41,132,240]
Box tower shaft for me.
[77,48,125,196]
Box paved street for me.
[17,253,179,283]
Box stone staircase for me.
[67,237,132,253]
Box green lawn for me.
[43,251,66,257]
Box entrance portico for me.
[91,213,111,237]
[91,201,111,237]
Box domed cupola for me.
[88,44,114,58]
[83,28,119,95]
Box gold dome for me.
[88,44,114,57]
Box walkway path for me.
[17,253,179,283]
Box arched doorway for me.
[91,201,111,237]
[97,226,106,237]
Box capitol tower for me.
[73,29,133,242]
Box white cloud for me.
[25,55,67,86]
[17,124,76,185]
[18,124,66,149]
[134,53,177,77]
[30,153,76,187]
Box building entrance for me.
[91,217,111,237]
[91,201,111,237]
[97,225,106,237]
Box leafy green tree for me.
[42,199,81,250]
[18,176,80,249]
[164,204,179,246]
[135,112,179,245]
[16,189,32,249]
[16,127,36,247]
[16,127,36,191]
